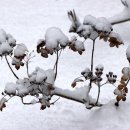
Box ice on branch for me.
[0,29,16,56]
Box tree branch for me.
[51,86,102,107]
[5,56,19,79]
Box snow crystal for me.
[45,27,69,50]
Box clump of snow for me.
[95,64,104,71]
[81,67,91,78]
[4,83,17,95]
[29,67,47,83]
[0,29,16,56]
[77,25,92,39]
[122,67,130,78]
[109,32,123,43]
[45,27,69,50]
[14,43,28,57]
[45,69,55,85]
[95,17,112,33]
[83,15,97,27]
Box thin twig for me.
[5,56,19,79]
[26,60,29,77]
[95,82,101,105]
[54,50,62,80]
[50,97,60,105]
[89,40,96,88]
[21,97,39,105]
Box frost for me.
[45,27,69,50]
[83,15,97,26]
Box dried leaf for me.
[124,87,128,93]
[15,64,20,70]
[122,96,126,101]
[118,84,124,90]
[116,96,122,102]
[71,82,76,88]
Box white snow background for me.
[0,0,130,130]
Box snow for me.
[14,43,28,57]
[0,0,130,130]
[109,32,123,43]
[83,15,97,26]
[4,82,17,95]
[45,27,69,50]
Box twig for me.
[95,82,101,105]
[89,40,96,88]
[21,97,39,105]
[54,50,62,80]
[5,56,19,79]
[50,97,60,105]
[26,60,29,77]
